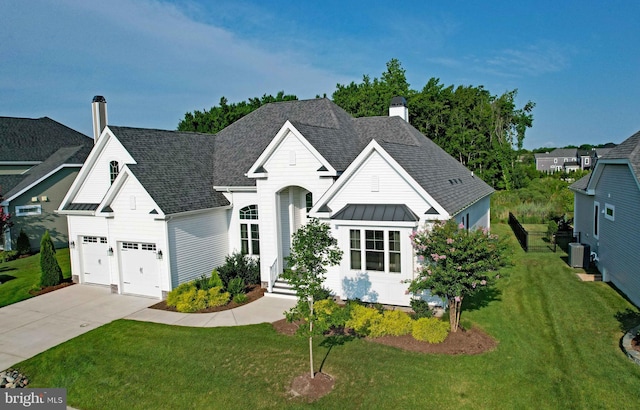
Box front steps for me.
[265,279,297,299]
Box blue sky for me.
[1,0,638,149]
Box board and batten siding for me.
[593,164,640,306]
[74,135,134,203]
[255,129,334,284]
[168,208,229,288]
[325,150,436,222]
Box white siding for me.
[325,150,438,224]
[74,136,134,203]
[168,208,229,288]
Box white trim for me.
[309,140,449,219]
[604,203,615,221]
[15,204,42,216]
[246,121,337,178]
[213,186,257,193]
[1,164,82,204]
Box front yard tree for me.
[409,219,508,332]
[281,218,343,379]
[40,230,63,288]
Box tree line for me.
[178,59,535,191]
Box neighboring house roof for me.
[213,98,493,215]
[2,145,91,202]
[108,126,229,214]
[0,117,92,162]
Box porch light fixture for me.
[107,247,114,256]
[156,250,163,260]
[69,241,75,249]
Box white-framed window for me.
[15,205,42,216]
[349,228,401,273]
[109,161,119,185]
[593,202,600,238]
[604,203,615,221]
[585,157,590,165]
[239,205,259,255]
[554,158,558,164]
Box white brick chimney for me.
[389,96,408,122]
[91,95,107,143]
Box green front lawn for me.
[15,226,640,409]
[0,248,71,308]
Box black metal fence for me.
[508,212,560,253]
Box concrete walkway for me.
[0,284,296,371]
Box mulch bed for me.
[271,318,498,355]
[149,285,265,313]
[289,372,334,402]
[29,280,74,296]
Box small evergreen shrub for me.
[209,270,224,288]
[412,317,450,343]
[233,293,248,304]
[16,229,31,255]
[217,252,260,287]
[174,287,207,313]
[166,283,192,307]
[410,299,434,319]
[345,305,382,336]
[369,310,413,338]
[1,250,18,262]
[207,286,230,307]
[227,277,245,296]
[314,298,348,331]
[39,231,63,288]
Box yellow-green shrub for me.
[346,305,382,336]
[166,283,194,307]
[369,310,413,337]
[175,287,207,313]
[412,317,450,343]
[207,286,230,307]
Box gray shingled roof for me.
[570,130,640,192]
[4,145,91,200]
[210,98,493,215]
[108,126,229,214]
[0,117,92,162]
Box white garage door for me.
[120,242,160,297]
[81,236,110,285]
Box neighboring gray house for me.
[570,130,640,307]
[535,148,580,173]
[0,117,93,251]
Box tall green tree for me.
[281,219,343,379]
[333,60,535,190]
[409,220,508,332]
[40,230,63,288]
[178,91,298,133]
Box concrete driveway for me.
[0,285,153,370]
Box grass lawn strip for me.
[15,226,640,409]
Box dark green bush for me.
[410,299,434,319]
[217,252,260,287]
[227,277,245,296]
[39,231,63,288]
[16,229,31,255]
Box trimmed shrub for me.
[410,299,434,319]
[346,305,382,336]
[216,252,260,287]
[16,229,31,256]
[412,317,450,343]
[369,310,413,338]
[227,277,245,296]
[1,250,18,262]
[233,293,248,304]
[207,286,230,307]
[175,287,207,313]
[209,270,224,288]
[314,298,348,331]
[166,283,192,307]
[39,231,63,288]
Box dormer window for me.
[109,161,119,185]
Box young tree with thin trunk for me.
[281,219,343,379]
[408,219,508,332]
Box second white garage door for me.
[119,242,160,297]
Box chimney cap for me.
[92,95,107,103]
[390,96,407,107]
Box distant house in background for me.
[0,117,93,251]
[535,146,616,173]
[570,130,640,307]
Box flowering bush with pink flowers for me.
[408,219,508,332]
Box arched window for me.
[239,205,259,255]
[109,161,119,185]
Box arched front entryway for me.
[273,185,312,275]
